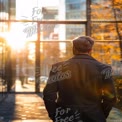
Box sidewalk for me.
[0,93,52,122]
[0,80,52,122]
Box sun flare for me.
[5,23,27,50]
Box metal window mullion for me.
[35,23,40,93]
[86,0,91,36]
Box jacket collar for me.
[72,54,96,61]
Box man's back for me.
[56,54,103,106]
[43,36,116,122]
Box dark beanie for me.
[73,36,94,52]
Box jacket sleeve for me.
[101,66,117,118]
[43,65,58,120]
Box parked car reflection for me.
[28,76,48,83]
[28,76,35,82]
[40,76,48,83]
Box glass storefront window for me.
[15,0,86,21]
[92,42,120,63]
[91,23,119,40]
[91,0,122,21]
[41,24,85,40]
[91,0,114,20]
[0,0,122,93]
[61,0,86,20]
[66,24,85,39]
[13,23,86,41]
[92,41,121,75]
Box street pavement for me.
[0,80,52,122]
[0,93,52,122]
[0,80,122,122]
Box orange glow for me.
[6,33,26,50]
[5,23,27,50]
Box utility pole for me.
[86,0,91,36]
[35,22,40,93]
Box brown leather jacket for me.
[43,54,116,122]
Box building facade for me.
[65,0,86,39]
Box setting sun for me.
[5,23,27,50]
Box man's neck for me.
[76,52,90,55]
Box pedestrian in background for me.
[19,68,25,87]
[43,36,116,122]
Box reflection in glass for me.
[41,24,85,40]
[16,0,86,21]
[65,0,86,20]
[91,0,114,20]
[91,23,118,40]
[92,42,121,75]
[66,24,85,39]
